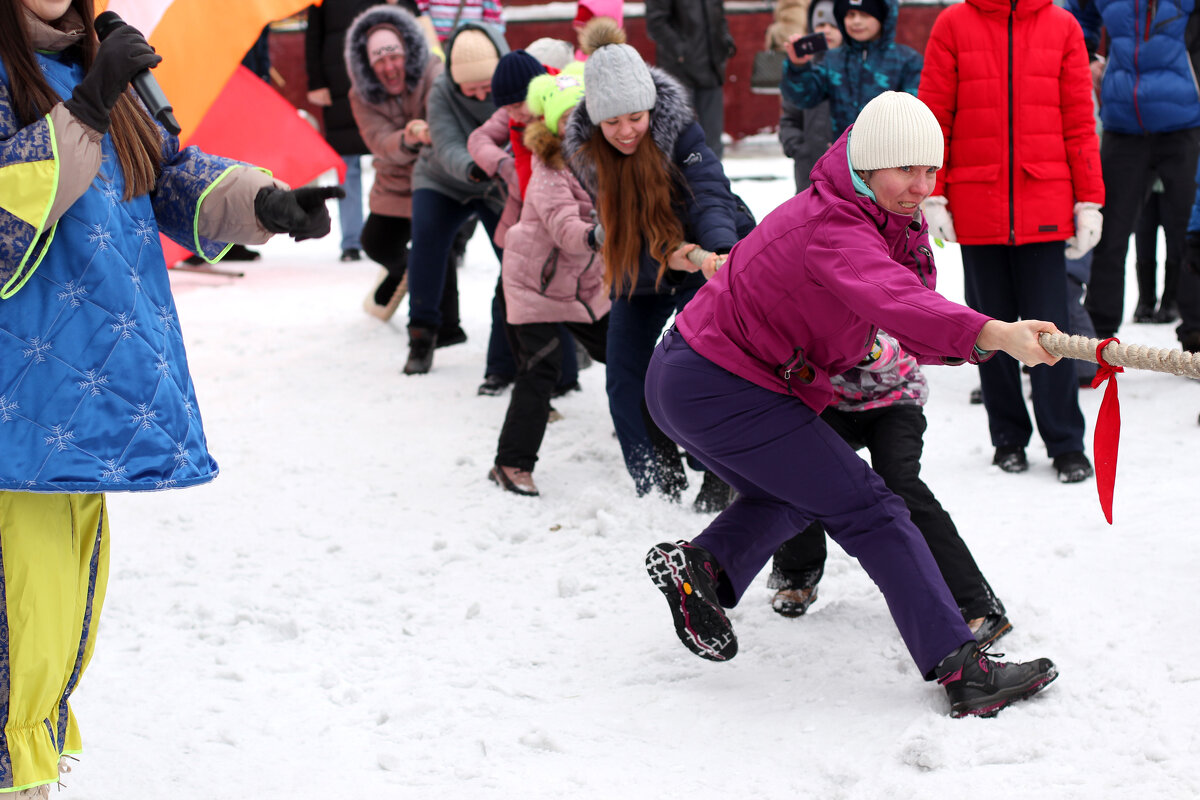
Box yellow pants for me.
[0,492,110,793]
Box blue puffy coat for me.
[1066,0,1200,134]
[779,0,924,137]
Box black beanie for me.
[834,0,889,27]
[491,50,546,107]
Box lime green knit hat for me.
[526,61,586,136]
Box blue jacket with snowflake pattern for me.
[0,42,279,492]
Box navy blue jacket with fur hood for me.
[562,68,754,296]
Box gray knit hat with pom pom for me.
[580,19,656,123]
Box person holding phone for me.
[791,31,829,58]
[778,0,841,192]
[780,0,922,138]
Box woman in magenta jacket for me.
[641,92,1060,718]
[918,0,1104,483]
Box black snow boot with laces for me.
[935,641,1057,718]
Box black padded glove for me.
[467,163,489,183]
[63,23,161,134]
[254,186,346,242]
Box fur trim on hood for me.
[345,5,431,106]
[560,67,695,197]
[523,119,566,169]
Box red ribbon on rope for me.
[1090,337,1123,524]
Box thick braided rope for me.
[686,246,714,268]
[1038,333,1200,379]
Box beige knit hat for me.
[848,92,944,171]
[449,29,500,86]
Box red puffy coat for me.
[918,0,1103,246]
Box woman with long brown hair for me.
[0,1,339,793]
[562,18,753,505]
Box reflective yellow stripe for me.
[0,113,60,300]
[0,158,57,227]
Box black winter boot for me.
[992,446,1028,473]
[771,586,818,617]
[403,326,437,375]
[436,326,468,348]
[935,642,1057,718]
[1053,451,1093,483]
[1154,260,1180,323]
[693,470,737,513]
[1132,298,1156,323]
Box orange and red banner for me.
[93,1,346,264]
[96,0,319,137]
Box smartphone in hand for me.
[792,32,830,58]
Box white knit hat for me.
[583,43,656,123]
[848,92,944,171]
[525,37,575,70]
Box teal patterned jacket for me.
[779,0,924,138]
[0,51,250,492]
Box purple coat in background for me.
[676,126,991,413]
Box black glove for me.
[586,224,604,251]
[1187,232,1200,275]
[254,186,346,241]
[63,22,161,134]
[467,163,489,183]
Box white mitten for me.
[922,195,956,243]
[1064,201,1103,260]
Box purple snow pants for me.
[645,329,974,677]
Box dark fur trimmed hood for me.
[345,5,431,106]
[561,67,695,197]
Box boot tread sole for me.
[645,543,737,662]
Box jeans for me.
[339,155,364,252]
[408,189,515,375]
[1065,251,1097,383]
[606,289,700,495]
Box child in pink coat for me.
[489,66,611,496]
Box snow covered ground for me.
[66,152,1200,799]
